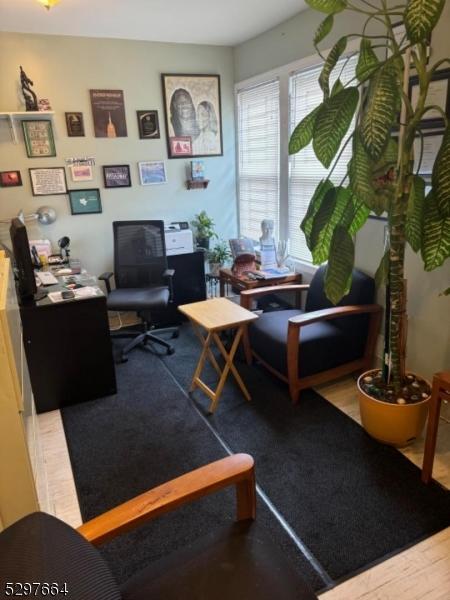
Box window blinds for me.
[237,79,280,241]
[288,55,358,262]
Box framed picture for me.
[137,110,160,139]
[0,170,22,187]
[90,89,128,137]
[169,136,192,156]
[161,73,223,158]
[69,188,102,215]
[138,161,167,185]
[409,69,450,129]
[103,165,131,188]
[65,112,85,137]
[70,164,94,182]
[22,120,56,158]
[29,167,67,196]
[413,130,444,175]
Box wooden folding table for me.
[178,297,258,413]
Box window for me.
[236,49,358,265]
[237,79,280,242]
[289,56,358,262]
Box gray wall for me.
[234,5,450,379]
[0,33,237,276]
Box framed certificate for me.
[413,131,444,175]
[29,167,67,196]
[22,120,56,158]
[409,69,450,129]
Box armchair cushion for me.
[248,309,366,377]
[106,285,170,311]
[120,520,316,600]
[0,513,121,600]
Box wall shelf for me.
[186,179,210,190]
[0,111,55,143]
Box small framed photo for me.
[103,164,131,188]
[138,161,167,185]
[137,110,160,139]
[169,136,192,156]
[22,120,56,158]
[69,188,102,215]
[409,68,450,129]
[0,170,22,187]
[65,112,85,137]
[29,167,67,196]
[70,164,94,182]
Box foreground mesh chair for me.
[100,220,178,361]
[0,455,317,600]
[241,266,382,403]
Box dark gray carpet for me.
[161,325,450,583]
[61,342,323,592]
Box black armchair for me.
[241,266,382,403]
[99,220,178,361]
[0,455,317,600]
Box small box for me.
[164,229,194,256]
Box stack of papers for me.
[47,286,102,303]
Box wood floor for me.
[37,374,450,598]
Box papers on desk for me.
[47,286,102,303]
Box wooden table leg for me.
[189,330,213,392]
[213,327,252,404]
[421,373,450,483]
[191,322,222,377]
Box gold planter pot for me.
[357,370,430,447]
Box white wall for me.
[233,5,450,378]
[0,33,237,276]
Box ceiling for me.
[0,0,308,46]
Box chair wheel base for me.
[167,347,175,355]
[172,331,179,339]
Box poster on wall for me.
[89,89,128,137]
[161,74,223,158]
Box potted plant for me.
[208,240,232,275]
[191,210,217,250]
[289,0,449,446]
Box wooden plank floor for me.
[37,373,450,597]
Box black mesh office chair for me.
[99,221,178,361]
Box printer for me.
[164,225,194,256]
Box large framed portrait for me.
[161,74,223,159]
[22,120,56,158]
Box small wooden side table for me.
[219,268,302,298]
[421,371,450,483]
[178,298,258,413]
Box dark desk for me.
[20,281,116,414]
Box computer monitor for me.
[9,218,37,300]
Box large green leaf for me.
[289,106,321,155]
[348,133,375,207]
[331,78,344,97]
[314,14,334,47]
[432,126,450,217]
[306,0,347,14]
[324,226,355,304]
[421,191,450,271]
[356,38,379,83]
[348,199,371,234]
[300,180,334,247]
[361,64,400,161]
[372,137,398,179]
[406,175,426,252]
[375,249,390,288]
[313,87,359,168]
[405,0,445,43]
[310,186,351,264]
[319,36,347,99]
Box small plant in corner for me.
[191,210,218,250]
[208,240,232,275]
[289,0,450,445]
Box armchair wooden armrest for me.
[77,454,255,546]
[287,304,382,329]
[240,284,310,309]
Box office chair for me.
[0,455,317,600]
[100,221,178,362]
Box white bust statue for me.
[259,219,275,248]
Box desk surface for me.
[178,297,258,331]
[219,268,301,291]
